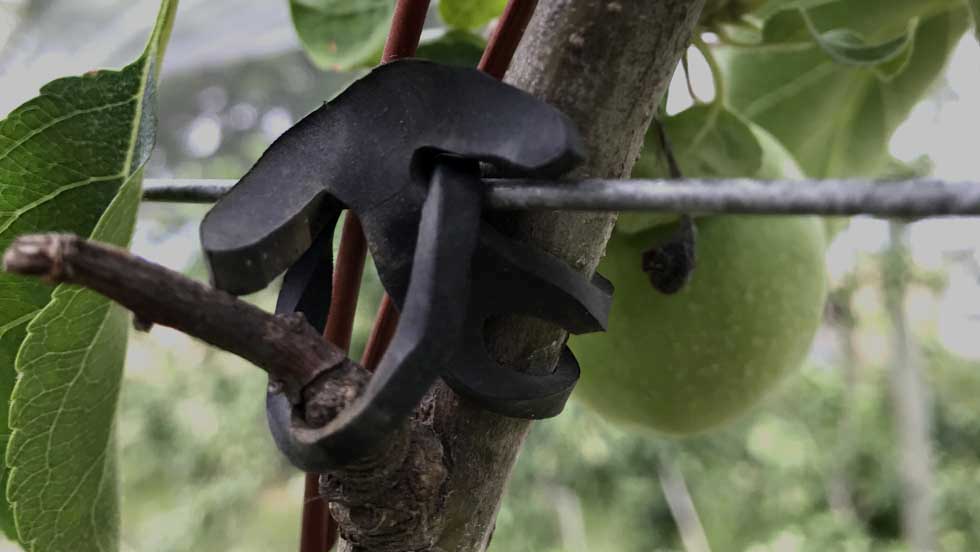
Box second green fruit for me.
[570,215,827,434]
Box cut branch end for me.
[4,233,74,281]
[2,232,358,408]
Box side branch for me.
[4,234,445,546]
[2,233,361,406]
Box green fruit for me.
[570,215,827,434]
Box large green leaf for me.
[618,104,803,234]
[758,7,918,79]
[7,178,141,552]
[439,0,506,30]
[290,0,394,70]
[0,0,177,549]
[717,0,968,177]
[799,9,917,68]
[754,0,838,19]
[701,0,836,30]
[650,106,764,179]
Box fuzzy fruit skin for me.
[570,215,827,434]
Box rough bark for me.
[417,2,706,551]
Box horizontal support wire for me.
[142,178,980,218]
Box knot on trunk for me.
[322,423,449,551]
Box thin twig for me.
[143,177,980,217]
[1,234,367,409]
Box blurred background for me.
[2,1,980,551]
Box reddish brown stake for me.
[360,295,400,372]
[382,0,430,62]
[303,215,364,552]
[322,215,366,354]
[479,0,539,78]
[303,0,534,547]
[304,1,431,549]
[364,0,540,384]
[318,3,540,545]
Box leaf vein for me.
[0,175,119,237]
[0,97,138,162]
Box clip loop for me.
[200,60,612,470]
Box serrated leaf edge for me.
[4,0,177,548]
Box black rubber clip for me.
[199,60,612,470]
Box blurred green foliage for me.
[485,336,980,551]
[107,247,980,551]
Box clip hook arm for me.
[267,158,483,470]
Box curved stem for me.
[689,34,726,149]
[692,34,725,107]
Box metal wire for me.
[143,177,980,217]
[144,180,230,203]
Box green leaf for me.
[871,26,917,81]
[718,1,969,177]
[753,0,845,20]
[658,106,764,178]
[758,9,812,43]
[620,104,805,234]
[970,0,980,44]
[702,0,834,27]
[619,106,768,234]
[759,0,953,45]
[0,0,177,549]
[7,178,141,552]
[290,0,394,70]
[800,9,917,67]
[439,0,507,30]
[416,29,486,67]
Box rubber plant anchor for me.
[199,60,613,471]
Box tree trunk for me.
[331,1,706,550]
